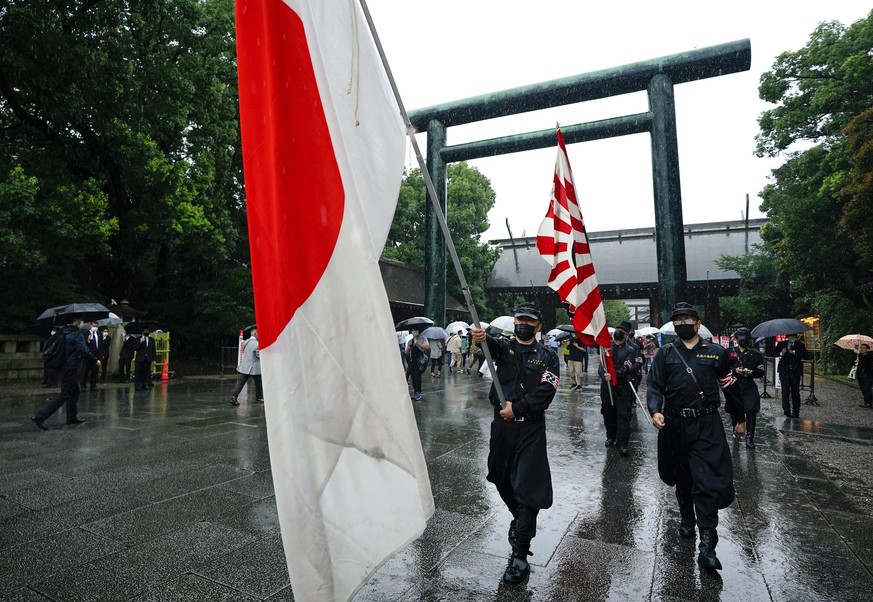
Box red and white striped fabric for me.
[235,1,434,600]
[537,129,616,383]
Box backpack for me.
[43,332,67,370]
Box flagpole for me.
[600,348,615,407]
[357,0,507,408]
[628,381,651,423]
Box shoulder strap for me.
[670,341,706,399]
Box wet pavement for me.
[2,367,873,601]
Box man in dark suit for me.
[98,326,111,382]
[79,321,101,391]
[774,334,809,418]
[118,334,138,383]
[134,326,156,390]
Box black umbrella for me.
[242,324,257,340]
[750,318,812,339]
[556,324,576,333]
[37,302,110,325]
[124,320,159,335]
[395,316,434,331]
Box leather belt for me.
[663,404,718,419]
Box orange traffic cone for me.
[160,358,169,382]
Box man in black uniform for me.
[627,327,644,392]
[471,302,560,585]
[726,327,765,448]
[598,320,641,457]
[774,334,809,418]
[647,302,740,571]
[857,344,873,408]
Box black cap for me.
[514,302,541,321]
[670,302,699,321]
[616,320,633,332]
[733,327,751,339]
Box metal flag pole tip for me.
[357,0,507,407]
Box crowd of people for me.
[33,318,160,429]
[401,300,837,582]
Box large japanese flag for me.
[235,1,434,600]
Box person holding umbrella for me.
[405,329,430,401]
[774,334,809,418]
[31,314,95,429]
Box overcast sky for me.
[366,1,868,241]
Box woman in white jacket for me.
[229,329,262,406]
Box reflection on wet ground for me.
[1,368,872,600]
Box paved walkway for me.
[1,367,872,601]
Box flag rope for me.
[358,0,507,407]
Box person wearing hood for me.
[646,302,742,572]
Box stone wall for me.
[0,334,43,381]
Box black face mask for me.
[737,338,750,348]
[675,324,696,340]
[514,323,536,342]
[613,331,626,343]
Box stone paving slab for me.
[1,370,872,600]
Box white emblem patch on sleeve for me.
[541,370,559,389]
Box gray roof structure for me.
[487,219,765,300]
[379,257,466,323]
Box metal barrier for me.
[759,356,818,405]
[220,347,239,379]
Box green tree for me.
[385,162,501,317]
[603,300,631,326]
[0,0,248,353]
[716,241,792,329]
[753,9,873,371]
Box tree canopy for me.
[0,0,251,352]
[385,163,505,318]
[723,9,873,370]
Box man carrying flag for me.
[235,1,433,600]
[537,128,617,384]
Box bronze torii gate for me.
[407,39,751,325]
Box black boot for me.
[745,413,757,449]
[676,489,696,539]
[697,528,722,570]
[502,550,530,584]
[507,519,517,549]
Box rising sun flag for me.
[537,129,617,384]
[235,1,434,600]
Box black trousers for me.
[118,357,133,382]
[600,380,634,444]
[232,373,263,399]
[659,412,734,529]
[34,367,80,422]
[859,373,872,406]
[780,374,801,415]
[80,358,98,389]
[135,360,152,389]
[408,361,423,394]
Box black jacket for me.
[774,340,808,375]
[647,339,739,414]
[483,335,560,420]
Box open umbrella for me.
[421,326,448,339]
[659,321,714,340]
[750,318,812,339]
[490,315,516,334]
[636,326,660,336]
[395,316,434,331]
[124,320,159,335]
[37,302,110,324]
[446,321,470,335]
[835,334,873,352]
[556,324,576,333]
[241,324,258,340]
